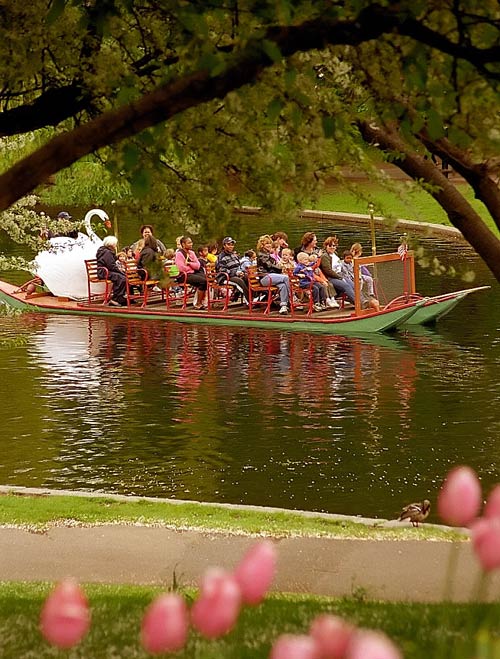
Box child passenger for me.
[116,251,127,273]
[341,251,381,312]
[309,253,339,309]
[279,247,296,275]
[240,249,257,272]
[350,242,376,297]
[164,247,182,296]
[197,245,209,271]
[206,242,218,265]
[293,252,327,312]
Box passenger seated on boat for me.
[40,211,79,240]
[197,245,210,272]
[175,235,207,309]
[116,251,127,273]
[206,242,218,265]
[240,249,257,273]
[271,231,289,257]
[131,225,167,259]
[308,253,339,309]
[163,248,182,297]
[294,252,327,312]
[256,235,291,315]
[350,242,377,297]
[96,236,127,307]
[138,235,165,282]
[293,231,321,260]
[215,237,249,303]
[341,251,380,312]
[279,248,295,275]
[319,236,355,305]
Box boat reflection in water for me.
[22,312,488,517]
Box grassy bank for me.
[0,582,495,658]
[0,491,464,541]
[36,161,498,236]
[314,180,498,235]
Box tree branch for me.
[0,3,499,211]
[357,119,500,281]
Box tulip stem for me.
[472,569,489,603]
[442,542,459,602]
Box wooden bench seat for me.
[84,259,112,304]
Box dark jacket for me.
[216,250,243,277]
[96,245,123,277]
[138,246,157,270]
[320,253,343,280]
[257,252,282,275]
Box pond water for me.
[0,211,499,522]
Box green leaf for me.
[130,169,151,197]
[426,108,445,140]
[198,53,226,77]
[46,0,67,24]
[261,40,282,63]
[267,98,283,123]
[291,107,302,130]
[122,145,140,170]
[322,115,335,139]
[284,67,297,89]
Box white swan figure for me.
[33,209,109,300]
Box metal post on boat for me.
[368,202,376,256]
[111,199,118,246]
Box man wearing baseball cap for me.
[40,211,77,239]
[215,237,249,303]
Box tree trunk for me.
[357,120,500,282]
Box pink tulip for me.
[310,614,355,658]
[191,568,241,638]
[270,634,320,659]
[234,540,277,605]
[347,630,402,659]
[141,593,189,654]
[484,485,500,519]
[437,466,482,526]
[40,579,91,648]
[471,517,500,572]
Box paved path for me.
[1,487,495,603]
[2,524,498,603]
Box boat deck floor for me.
[12,285,356,321]
[79,296,355,321]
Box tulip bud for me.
[347,629,402,659]
[40,579,90,648]
[141,593,189,654]
[270,634,319,659]
[234,540,277,605]
[191,568,241,638]
[471,517,500,572]
[437,466,482,526]
[310,614,355,658]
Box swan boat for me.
[0,241,489,335]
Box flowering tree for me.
[1,1,499,279]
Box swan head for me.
[84,208,110,227]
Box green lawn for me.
[314,180,499,236]
[0,492,464,542]
[0,582,497,658]
[0,492,486,658]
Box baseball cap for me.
[222,236,236,245]
[56,211,72,220]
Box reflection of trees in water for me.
[25,313,490,511]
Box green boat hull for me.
[402,287,489,326]
[0,281,426,335]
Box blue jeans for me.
[260,273,290,306]
[328,277,355,304]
